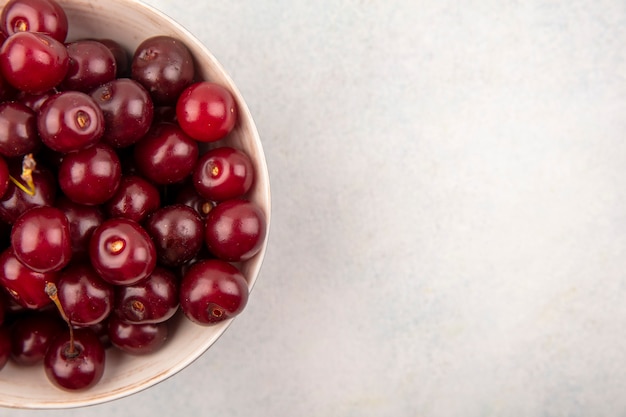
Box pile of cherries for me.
[0,0,266,391]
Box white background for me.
[6,0,626,416]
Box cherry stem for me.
[45,282,77,357]
[9,153,36,196]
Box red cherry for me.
[176,81,237,142]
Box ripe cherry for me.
[204,199,267,262]
[89,218,157,286]
[0,31,69,93]
[179,259,248,326]
[176,81,237,142]
[10,205,72,273]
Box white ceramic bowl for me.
[0,0,270,409]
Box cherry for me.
[179,259,248,326]
[131,35,194,106]
[97,39,130,78]
[60,40,116,92]
[175,182,215,218]
[0,31,69,93]
[0,0,68,42]
[133,122,199,184]
[10,311,65,365]
[37,91,105,153]
[0,101,39,158]
[0,247,58,309]
[90,78,154,148]
[16,89,55,112]
[0,158,56,224]
[10,206,72,273]
[114,266,178,324]
[57,263,114,327]
[205,199,267,262]
[104,174,161,223]
[145,204,204,268]
[107,315,168,355]
[89,218,157,286]
[56,196,105,261]
[58,143,121,205]
[44,327,105,391]
[193,146,254,202]
[176,81,237,142]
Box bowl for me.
[0,0,270,409]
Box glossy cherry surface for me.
[57,263,114,327]
[90,78,154,148]
[89,218,157,286]
[58,143,121,205]
[0,247,58,309]
[193,146,254,202]
[44,327,105,391]
[131,35,194,106]
[114,266,178,324]
[56,196,105,261]
[0,31,69,93]
[176,81,237,142]
[205,199,267,262]
[61,40,116,92]
[179,259,248,326]
[104,175,160,223]
[0,156,8,198]
[37,91,105,153]
[0,163,56,224]
[133,122,198,184]
[0,101,39,158]
[107,315,168,355]
[145,204,204,267]
[10,206,72,273]
[10,311,65,365]
[0,0,68,42]
[0,325,10,370]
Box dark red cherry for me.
[0,247,58,309]
[16,89,55,112]
[131,35,194,106]
[104,175,160,223]
[89,218,157,286]
[0,31,69,93]
[205,199,267,262]
[97,39,130,78]
[114,266,178,324]
[179,259,248,326]
[10,311,65,365]
[176,81,237,142]
[0,0,68,42]
[11,206,72,273]
[175,182,215,218]
[192,147,254,202]
[56,196,105,261]
[133,122,198,184]
[107,315,168,355]
[0,161,56,224]
[44,327,105,391]
[90,78,154,148]
[145,204,204,267]
[57,263,114,327]
[58,143,121,205]
[0,101,40,158]
[60,40,116,92]
[37,91,105,153]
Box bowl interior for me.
[0,0,270,409]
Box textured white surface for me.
[5,0,626,415]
